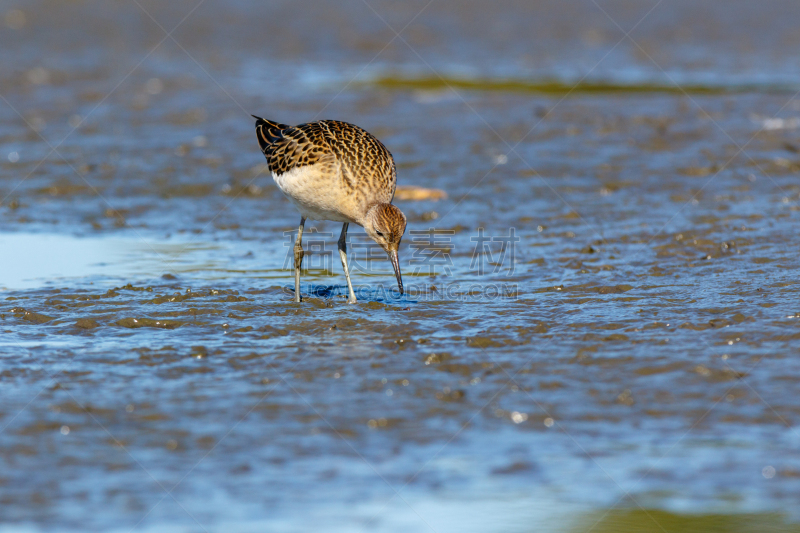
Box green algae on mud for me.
[572,509,800,533]
[365,76,800,95]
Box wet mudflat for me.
[2,1,800,531]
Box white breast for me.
[272,164,354,223]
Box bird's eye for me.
[376,231,384,237]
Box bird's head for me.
[363,203,407,295]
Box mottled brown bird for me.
[252,116,407,303]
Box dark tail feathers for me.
[252,115,289,154]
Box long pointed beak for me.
[388,250,403,295]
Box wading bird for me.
[252,116,406,303]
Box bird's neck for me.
[358,202,383,228]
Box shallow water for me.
[2,1,800,531]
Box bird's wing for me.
[318,120,397,197]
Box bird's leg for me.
[294,217,306,303]
[338,223,357,304]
